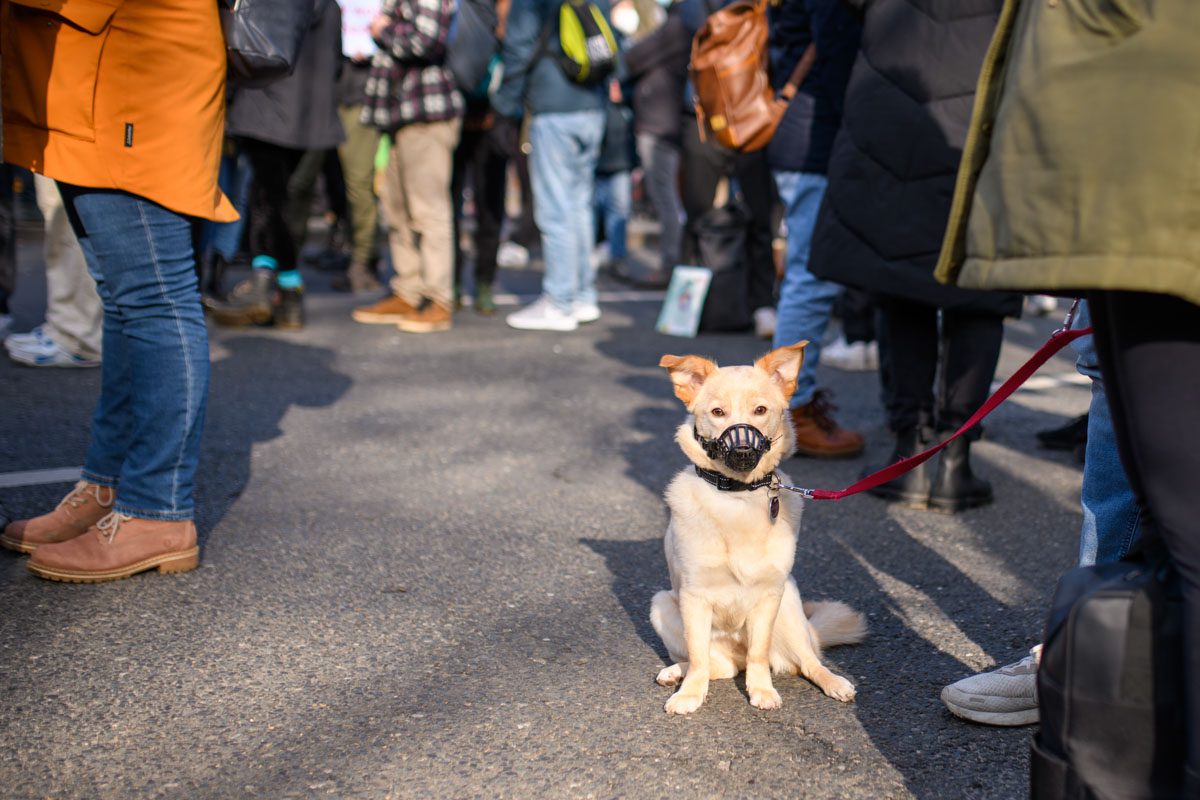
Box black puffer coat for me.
[226,0,345,151]
[809,0,1021,316]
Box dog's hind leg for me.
[651,590,688,685]
[771,581,857,702]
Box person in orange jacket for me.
[0,0,233,581]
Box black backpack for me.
[1033,536,1187,800]
[446,0,501,99]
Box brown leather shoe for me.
[1,480,115,554]
[790,389,866,458]
[351,294,418,324]
[27,512,198,583]
[395,299,452,333]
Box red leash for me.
[783,324,1093,501]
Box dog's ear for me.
[659,354,717,409]
[755,341,808,400]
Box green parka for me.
[935,0,1200,307]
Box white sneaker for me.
[590,242,611,272]
[821,335,880,371]
[5,324,50,349]
[497,241,530,269]
[573,301,601,324]
[0,314,11,342]
[753,306,776,340]
[5,330,100,368]
[506,295,579,332]
[941,645,1041,726]
[1025,294,1059,316]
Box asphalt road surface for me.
[0,231,1090,799]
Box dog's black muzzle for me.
[694,423,771,472]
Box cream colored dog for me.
[650,342,866,715]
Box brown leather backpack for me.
[690,0,815,152]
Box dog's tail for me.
[803,600,867,649]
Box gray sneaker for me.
[941,645,1041,726]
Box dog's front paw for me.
[656,664,683,686]
[749,686,782,710]
[822,675,857,703]
[664,689,706,715]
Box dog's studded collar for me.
[693,466,775,492]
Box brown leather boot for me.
[1,480,115,554]
[395,299,452,333]
[790,389,866,458]
[27,513,198,583]
[351,293,418,324]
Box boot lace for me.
[56,480,114,511]
[807,389,841,434]
[96,512,133,543]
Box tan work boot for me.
[790,389,866,458]
[1,480,115,554]
[351,294,418,324]
[396,299,452,333]
[27,512,198,583]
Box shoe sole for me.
[942,690,1039,726]
[0,534,36,554]
[928,494,994,514]
[506,319,578,332]
[352,312,409,324]
[208,306,273,327]
[28,547,200,583]
[866,486,931,510]
[395,320,451,333]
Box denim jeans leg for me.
[599,170,631,263]
[530,111,606,311]
[770,171,839,407]
[1071,301,1142,566]
[635,133,682,270]
[60,185,209,521]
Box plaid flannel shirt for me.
[361,0,465,130]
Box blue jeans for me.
[200,148,253,261]
[530,110,606,311]
[770,171,839,407]
[594,170,631,262]
[59,185,209,521]
[1070,301,1142,566]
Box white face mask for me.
[611,3,640,36]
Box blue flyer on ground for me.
[656,266,713,337]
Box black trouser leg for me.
[473,138,507,288]
[937,310,1005,435]
[680,114,730,265]
[877,297,938,434]
[1088,290,1200,778]
[839,287,877,343]
[732,148,777,311]
[240,139,306,269]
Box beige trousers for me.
[35,174,102,359]
[380,117,461,309]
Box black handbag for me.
[696,202,753,332]
[221,0,316,88]
[1032,535,1187,800]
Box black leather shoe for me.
[1036,413,1088,451]
[273,287,305,330]
[929,435,993,512]
[865,428,932,509]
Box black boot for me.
[204,268,275,326]
[273,287,305,330]
[865,428,932,509]
[929,435,993,512]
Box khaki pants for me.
[35,174,102,359]
[380,117,461,309]
[338,104,381,267]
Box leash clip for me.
[1055,298,1082,335]
[778,482,814,499]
